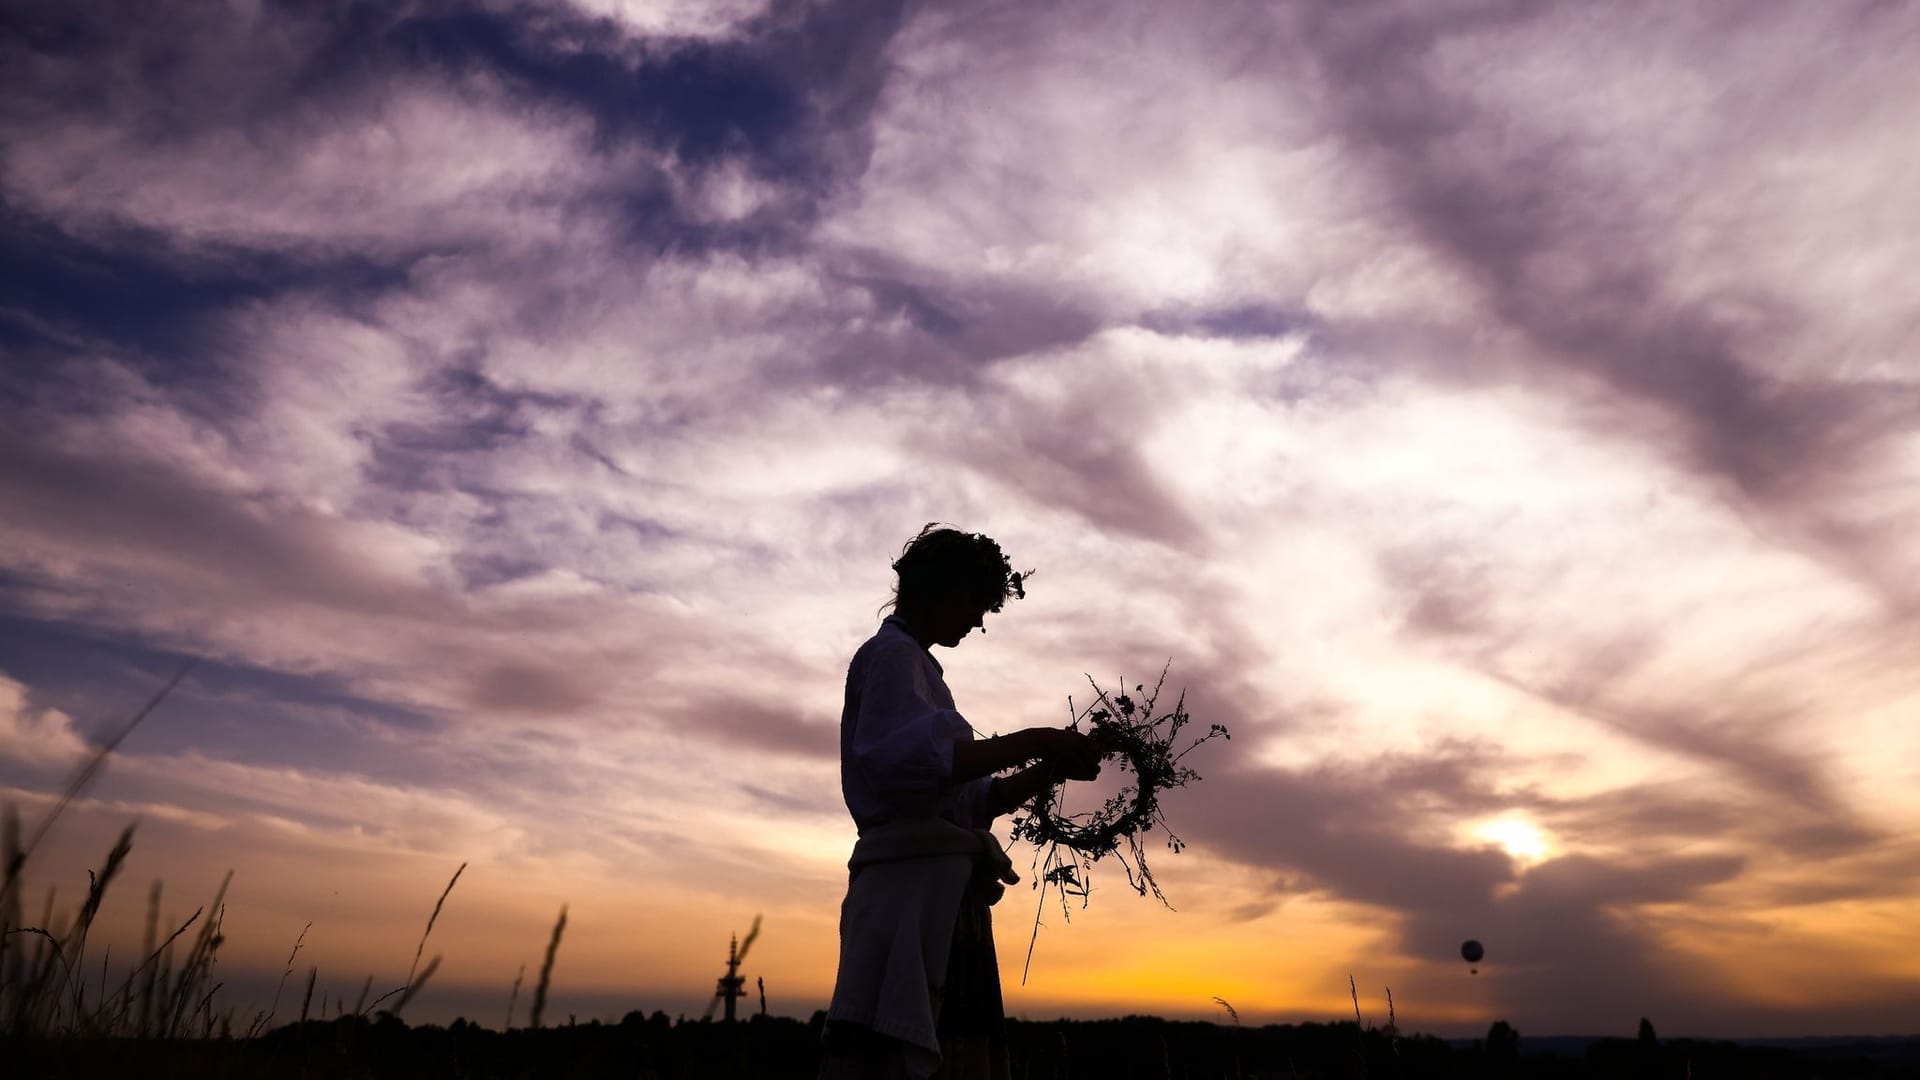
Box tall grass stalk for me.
[1349,973,1368,1079]
[389,955,441,1019]
[300,966,317,1024]
[161,872,229,1035]
[15,659,196,868]
[261,921,312,1033]
[1,806,20,996]
[0,660,198,1038]
[407,862,465,988]
[0,664,596,1044]
[530,904,567,1030]
[1385,985,1400,1058]
[506,963,525,1030]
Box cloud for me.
[2,0,1918,1034]
[0,671,87,767]
[680,694,837,761]
[0,426,464,624]
[1289,0,1920,597]
[1176,749,1754,1029]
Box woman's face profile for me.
[921,586,992,648]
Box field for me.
[7,831,1920,1080]
[8,1011,1920,1079]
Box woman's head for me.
[886,524,1032,646]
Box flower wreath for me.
[1008,665,1229,980]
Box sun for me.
[1469,817,1555,864]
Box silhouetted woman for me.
[819,526,1102,1080]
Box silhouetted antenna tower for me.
[702,915,761,1022]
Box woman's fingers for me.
[1062,735,1103,780]
[1063,756,1101,781]
[1033,728,1105,780]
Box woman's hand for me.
[979,728,1105,819]
[954,726,1105,784]
[1035,728,1104,781]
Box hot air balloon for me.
[1460,939,1484,974]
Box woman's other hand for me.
[1038,728,1103,781]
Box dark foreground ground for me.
[7,1012,1919,1079]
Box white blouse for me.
[840,615,992,832]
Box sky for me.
[3,0,1919,1039]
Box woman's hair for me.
[885,523,1032,614]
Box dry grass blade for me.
[18,658,196,869]
[390,954,440,1019]
[264,921,312,1031]
[1349,974,1368,1079]
[300,966,317,1024]
[193,981,222,1037]
[119,906,200,1034]
[4,926,78,1034]
[363,983,407,1015]
[172,876,230,1037]
[6,887,61,1034]
[63,826,135,1004]
[407,862,465,988]
[2,805,20,999]
[530,904,566,1030]
[0,819,144,1037]
[162,873,230,1036]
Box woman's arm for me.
[954,728,1104,822]
[950,727,1101,784]
[980,762,1060,820]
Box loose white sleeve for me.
[848,639,970,813]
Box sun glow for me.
[1469,817,1556,864]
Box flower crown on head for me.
[892,522,1032,612]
